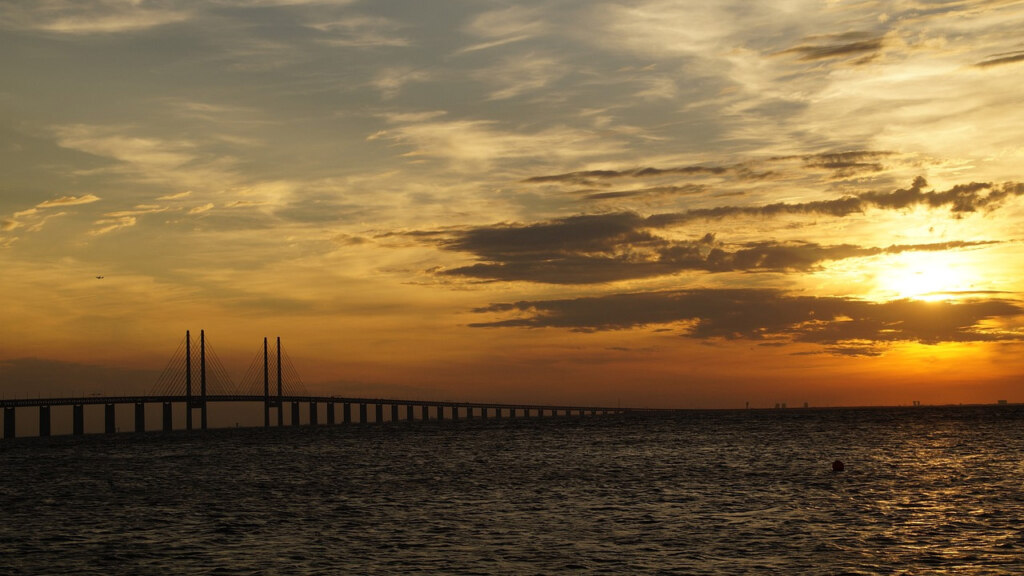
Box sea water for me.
[1,406,1022,575]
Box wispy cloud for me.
[378,118,627,171]
[308,15,411,48]
[36,193,101,208]
[1,193,101,239]
[0,1,192,35]
[371,67,432,99]
[458,6,549,53]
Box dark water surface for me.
[2,406,1023,575]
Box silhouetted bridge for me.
[1,331,627,439]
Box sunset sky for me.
[3,0,1024,408]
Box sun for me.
[877,252,976,302]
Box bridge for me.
[1,331,627,439]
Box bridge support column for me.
[359,403,367,424]
[3,407,14,439]
[344,402,352,424]
[452,406,459,421]
[309,402,318,426]
[162,402,173,432]
[73,405,84,435]
[375,404,383,425]
[327,402,335,425]
[435,405,444,421]
[135,403,145,433]
[38,406,51,437]
[481,407,488,420]
[466,406,474,419]
[495,407,501,419]
[104,404,116,434]
[406,404,414,422]
[391,404,398,423]
[291,402,300,426]
[421,405,429,421]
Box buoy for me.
[832,460,845,472]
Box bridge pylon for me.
[151,330,237,430]
[239,336,306,427]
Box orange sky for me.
[2,1,1024,408]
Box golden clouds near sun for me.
[875,252,981,302]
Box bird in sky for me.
[96,276,104,279]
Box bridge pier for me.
[452,406,459,421]
[104,404,116,434]
[435,405,444,421]
[406,404,414,422]
[375,403,383,425]
[73,404,84,435]
[309,402,318,426]
[327,402,335,425]
[135,402,145,433]
[481,407,488,420]
[359,403,367,424]
[162,402,173,432]
[291,402,300,426]
[391,404,399,423]
[3,407,14,439]
[38,406,50,437]
[421,404,429,421]
[344,402,352,424]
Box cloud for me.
[581,184,707,201]
[378,119,627,171]
[89,204,165,235]
[458,6,548,53]
[36,193,102,208]
[776,32,885,64]
[158,191,193,200]
[1,193,101,239]
[0,1,192,35]
[974,50,1024,68]
[90,215,136,235]
[308,15,410,48]
[411,177,1018,285]
[478,54,566,100]
[524,151,889,188]
[469,288,1024,352]
[430,209,999,284]
[371,67,431,99]
[188,203,215,215]
[650,177,1024,225]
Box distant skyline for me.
[3,0,1024,408]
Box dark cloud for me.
[974,51,1024,68]
[772,150,892,178]
[582,184,707,201]
[777,33,884,63]
[526,151,891,192]
[433,208,998,283]
[524,166,728,185]
[652,177,1024,225]
[469,289,1024,352]
[407,178,1017,284]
